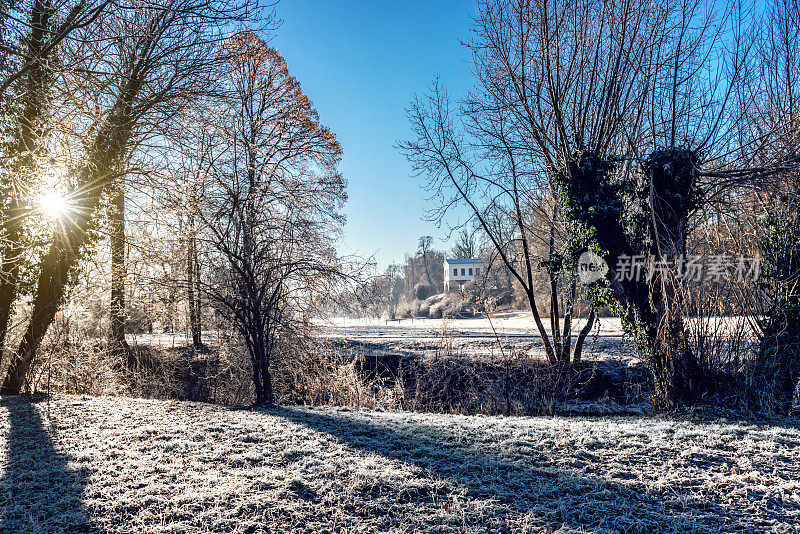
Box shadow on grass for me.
[0,395,96,533]
[274,407,761,533]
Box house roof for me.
[444,258,483,264]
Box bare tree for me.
[417,235,434,286]
[197,31,346,406]
[451,228,477,259]
[402,0,664,365]
[402,0,785,408]
[736,0,800,412]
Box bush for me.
[411,299,427,318]
[28,340,120,396]
[282,338,651,416]
[428,295,452,318]
[414,283,433,301]
[396,299,412,318]
[396,296,440,318]
[437,293,473,318]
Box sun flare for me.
[38,190,70,219]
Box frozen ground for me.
[316,312,636,362]
[1,394,798,533]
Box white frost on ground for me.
[0,394,798,533]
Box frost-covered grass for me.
[0,394,798,533]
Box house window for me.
[475,267,480,275]
[453,268,458,276]
[468,268,473,276]
[461,268,465,276]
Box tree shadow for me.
[0,395,97,533]
[274,407,769,532]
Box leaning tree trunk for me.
[2,226,77,393]
[571,308,597,367]
[0,215,24,358]
[1,100,135,393]
[0,0,55,363]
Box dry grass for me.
[0,394,798,533]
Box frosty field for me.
[316,312,636,363]
[0,394,798,533]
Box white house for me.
[444,258,484,292]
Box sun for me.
[38,190,70,219]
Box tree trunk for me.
[193,239,202,335]
[0,223,23,357]
[546,216,565,363]
[422,252,432,285]
[646,274,703,408]
[2,231,74,393]
[109,184,130,360]
[0,0,54,366]
[608,259,702,409]
[752,309,800,413]
[643,148,704,407]
[571,308,596,367]
[525,288,557,365]
[251,338,273,406]
[252,356,263,404]
[260,358,273,405]
[186,231,202,346]
[548,274,565,363]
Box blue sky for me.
[273,0,476,269]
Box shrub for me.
[750,196,800,413]
[418,299,431,317]
[282,338,651,416]
[429,294,458,318]
[414,283,433,301]
[396,299,413,318]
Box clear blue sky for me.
[273,0,476,269]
